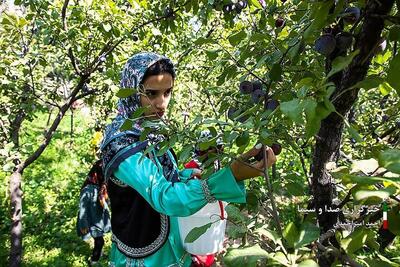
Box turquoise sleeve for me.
[113,152,246,217]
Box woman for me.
[76,160,111,265]
[100,52,276,266]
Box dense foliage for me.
[1,0,400,266]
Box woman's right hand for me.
[230,145,277,181]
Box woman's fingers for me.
[239,144,262,161]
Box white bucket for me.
[178,201,227,255]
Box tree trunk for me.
[8,76,88,267]
[311,0,395,266]
[9,166,23,267]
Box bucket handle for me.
[218,200,225,220]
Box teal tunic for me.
[109,150,246,267]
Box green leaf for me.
[103,23,112,32]
[205,49,219,60]
[388,206,400,235]
[225,205,247,223]
[226,224,247,238]
[341,174,400,187]
[389,26,400,41]
[353,188,395,201]
[235,131,249,147]
[379,82,394,96]
[269,64,282,82]
[283,222,299,248]
[327,50,359,78]
[387,53,400,96]
[303,99,318,138]
[255,228,281,245]
[341,227,369,254]
[378,149,400,174]
[303,1,333,40]
[286,181,305,196]
[184,222,212,243]
[120,119,133,131]
[280,98,303,124]
[298,259,319,267]
[194,37,214,46]
[223,245,270,267]
[228,30,247,46]
[116,88,136,98]
[294,222,320,249]
[351,75,384,90]
[347,124,363,143]
[179,145,193,162]
[248,0,262,9]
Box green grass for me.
[0,110,111,266]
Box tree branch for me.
[61,0,69,31]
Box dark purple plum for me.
[271,143,282,155]
[235,0,247,12]
[275,17,285,28]
[314,34,336,56]
[265,98,279,111]
[252,80,262,91]
[335,32,353,50]
[343,7,360,24]
[223,4,235,13]
[254,143,282,161]
[239,80,254,94]
[251,89,265,104]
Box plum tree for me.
[314,33,336,56]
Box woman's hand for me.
[230,145,277,181]
[191,168,202,178]
[80,227,89,235]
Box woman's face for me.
[140,73,174,119]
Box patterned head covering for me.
[101,52,175,148]
[100,52,179,183]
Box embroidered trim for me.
[109,175,128,187]
[201,180,216,203]
[112,214,169,258]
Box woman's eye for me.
[164,89,172,96]
[145,90,157,97]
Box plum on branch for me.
[314,34,336,56]
[343,7,360,24]
[254,143,282,161]
[239,80,254,94]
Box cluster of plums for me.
[222,0,248,14]
[239,80,280,109]
[314,7,360,56]
[227,80,280,122]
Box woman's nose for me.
[154,95,167,110]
